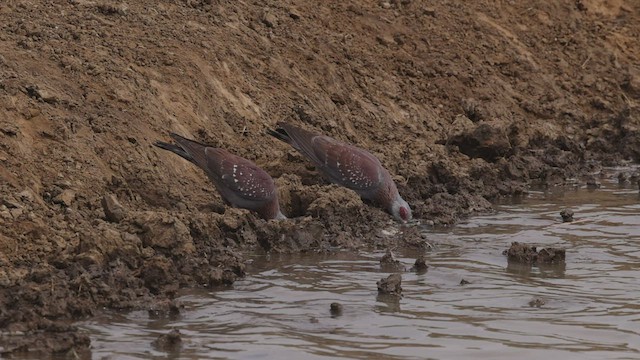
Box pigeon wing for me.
[204,148,277,203]
[312,136,383,191]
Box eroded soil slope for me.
[0,0,638,356]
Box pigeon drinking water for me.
[267,123,411,222]
[154,133,286,220]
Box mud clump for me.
[330,302,343,317]
[152,328,182,352]
[529,297,546,308]
[101,194,126,223]
[377,273,403,296]
[380,249,404,271]
[560,209,574,223]
[411,255,429,273]
[504,242,566,265]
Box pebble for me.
[151,328,182,351]
[288,8,301,20]
[586,176,601,189]
[380,249,401,269]
[529,297,546,308]
[330,302,343,317]
[53,189,75,207]
[377,273,402,296]
[262,12,277,28]
[560,208,574,222]
[412,255,429,273]
[17,189,35,203]
[101,194,126,223]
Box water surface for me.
[83,176,640,359]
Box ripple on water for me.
[81,177,640,360]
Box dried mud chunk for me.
[53,189,75,207]
[560,208,574,222]
[447,122,513,162]
[330,302,343,317]
[537,247,565,264]
[96,3,128,16]
[129,212,195,254]
[377,273,402,296]
[262,12,277,28]
[152,328,182,352]
[101,193,126,223]
[617,172,628,184]
[380,249,403,271]
[529,297,546,307]
[504,242,566,265]
[141,256,174,293]
[504,242,538,263]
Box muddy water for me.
[82,178,640,359]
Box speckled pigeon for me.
[154,133,286,220]
[267,122,412,222]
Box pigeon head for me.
[391,195,412,222]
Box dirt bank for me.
[1,0,638,356]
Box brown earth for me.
[0,0,639,356]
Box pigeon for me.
[267,122,412,222]
[154,133,286,220]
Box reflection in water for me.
[82,176,640,360]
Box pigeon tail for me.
[153,141,193,162]
[266,127,292,144]
[154,133,210,170]
[267,122,323,165]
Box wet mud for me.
[1,0,639,355]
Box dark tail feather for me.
[266,127,292,144]
[154,141,194,163]
[154,133,209,168]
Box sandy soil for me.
[0,0,638,356]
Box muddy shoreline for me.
[1,0,639,356]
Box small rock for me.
[330,302,343,317]
[537,247,566,264]
[560,209,574,223]
[53,189,75,207]
[54,180,73,189]
[504,242,566,265]
[617,172,628,184]
[262,12,277,28]
[529,297,546,307]
[380,1,391,9]
[148,299,182,318]
[411,255,429,273]
[422,7,437,16]
[10,207,23,218]
[17,189,35,203]
[586,176,601,189]
[101,194,126,222]
[97,3,128,16]
[380,249,402,270]
[25,85,59,104]
[621,70,640,97]
[2,196,22,209]
[288,8,301,20]
[377,273,402,296]
[151,328,182,352]
[0,122,19,136]
[0,208,11,220]
[459,279,470,286]
[376,35,395,47]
